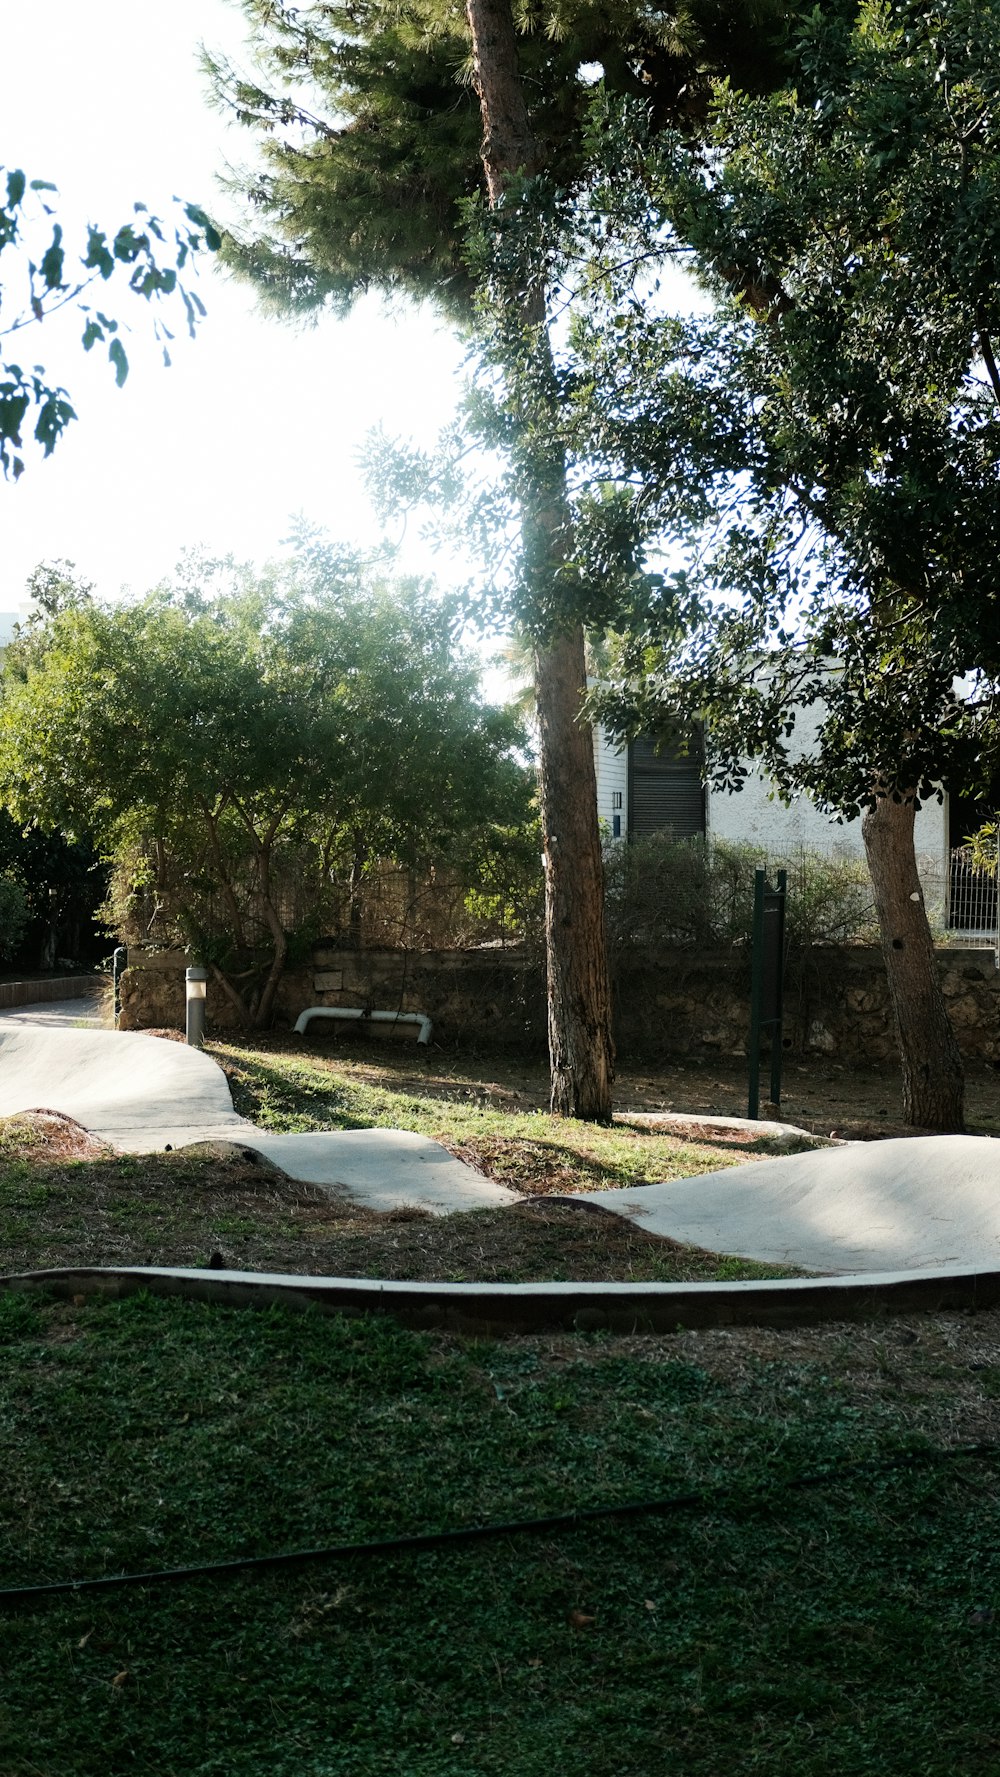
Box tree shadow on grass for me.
[451,1129,770,1196]
[216,1052,373,1133]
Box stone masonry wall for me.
[118,947,546,1050]
[118,943,1000,1065]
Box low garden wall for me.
[0,974,104,1008]
[118,947,545,1051]
[118,943,1000,1065]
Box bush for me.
[0,874,29,961]
[603,831,714,951]
[603,833,877,955]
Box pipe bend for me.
[293,1006,433,1045]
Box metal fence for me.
[945,845,999,960]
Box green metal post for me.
[769,868,787,1110]
[748,869,764,1119]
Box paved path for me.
[0,994,108,1028]
[572,1134,1000,1273]
[0,1016,517,1217]
[3,995,1000,1270]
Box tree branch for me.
[977,320,1000,409]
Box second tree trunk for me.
[862,793,964,1130]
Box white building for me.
[593,713,972,932]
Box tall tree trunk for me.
[466,0,614,1120]
[862,793,964,1130]
[534,627,615,1115]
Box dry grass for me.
[0,1113,797,1284]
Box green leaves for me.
[0,554,532,1019]
[37,225,64,290]
[184,201,222,252]
[82,225,115,278]
[33,387,76,453]
[508,2,1000,821]
[0,167,220,475]
[0,365,75,477]
[107,338,128,387]
[79,310,129,387]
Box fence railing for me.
[948,846,997,935]
[919,845,1000,963]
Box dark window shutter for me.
[628,733,705,840]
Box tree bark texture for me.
[534,627,615,1118]
[465,0,541,193]
[466,0,614,1119]
[862,793,965,1131]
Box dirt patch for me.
[615,1055,1000,1141]
[0,1111,113,1162]
[3,1041,996,1287]
[232,1033,1000,1140]
[0,1136,790,1285]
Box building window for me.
[627,730,706,840]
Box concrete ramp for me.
[0,1025,516,1217]
[207,1128,517,1216]
[573,1134,1000,1273]
[5,1015,1000,1262]
[0,1026,240,1143]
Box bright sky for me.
[0,0,470,615]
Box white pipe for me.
[293,1006,433,1045]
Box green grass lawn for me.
[209,1034,796,1187]
[2,1289,1000,1775]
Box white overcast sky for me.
[0,0,470,615]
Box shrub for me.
[603,833,877,955]
[0,874,29,960]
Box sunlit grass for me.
[209,1035,794,1196]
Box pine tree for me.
[206,0,794,1117]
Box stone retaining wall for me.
[118,945,1000,1064]
[614,947,1000,1064]
[119,948,544,1050]
[0,974,105,1008]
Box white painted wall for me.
[593,697,952,920]
[706,766,947,864]
[702,697,949,914]
[707,774,949,920]
[593,722,628,837]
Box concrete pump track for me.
[3,998,1000,1333]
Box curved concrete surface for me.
[0,1026,241,1143]
[228,1128,518,1215]
[0,1024,517,1216]
[0,993,108,1029]
[7,1258,1000,1336]
[613,1109,834,1146]
[573,1135,1000,1274]
[3,1003,1000,1269]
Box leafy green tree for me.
[208,2,793,320]
[0,170,219,477]
[0,810,105,969]
[0,868,28,961]
[529,0,1000,1128]
[0,564,108,970]
[0,553,533,1026]
[205,0,799,1117]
